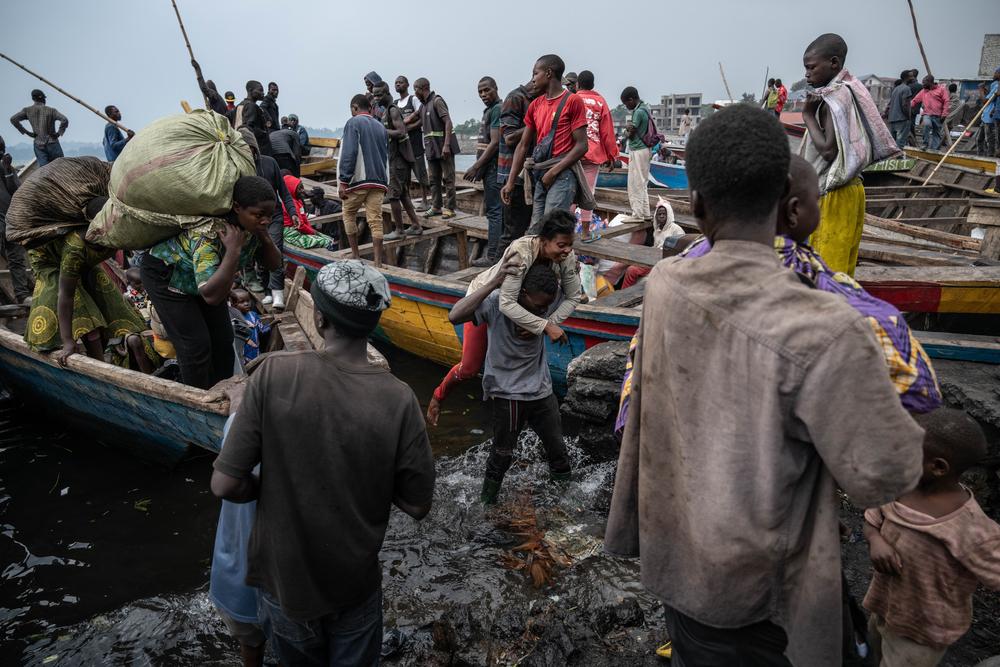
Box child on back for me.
[229,288,270,362]
[863,407,1000,666]
[446,262,572,505]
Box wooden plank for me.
[913,331,1000,364]
[894,216,970,226]
[858,240,973,267]
[455,230,470,269]
[894,171,999,197]
[330,224,453,259]
[571,237,661,267]
[864,214,980,251]
[285,265,306,312]
[594,282,647,307]
[294,290,323,349]
[443,266,488,282]
[300,158,338,177]
[309,137,341,149]
[866,197,996,207]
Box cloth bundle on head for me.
[799,69,900,194]
[364,71,384,87]
[310,260,391,338]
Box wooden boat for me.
[0,270,386,465]
[617,153,688,189]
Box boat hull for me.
[616,154,689,189]
[0,330,227,465]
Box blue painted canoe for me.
[609,154,689,190]
[0,327,230,466]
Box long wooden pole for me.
[718,62,734,103]
[920,90,998,186]
[170,0,211,108]
[0,52,131,133]
[760,66,770,107]
[906,0,932,78]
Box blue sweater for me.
[338,113,387,191]
[103,123,128,162]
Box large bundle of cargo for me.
[5,157,111,248]
[86,110,255,250]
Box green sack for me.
[86,110,255,250]
[6,157,111,248]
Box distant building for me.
[618,92,703,137]
[980,34,1000,78]
[859,74,897,112]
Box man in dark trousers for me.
[211,259,435,666]
[396,76,430,211]
[496,80,538,254]
[236,81,272,157]
[0,135,33,304]
[465,77,503,266]
[414,78,460,220]
[10,90,68,167]
[238,128,299,310]
[260,82,280,133]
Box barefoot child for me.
[863,408,1000,666]
[447,263,572,505]
[800,33,899,276]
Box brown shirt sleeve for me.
[794,317,924,508]
[213,367,265,479]
[392,392,436,507]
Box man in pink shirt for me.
[911,75,950,150]
[574,70,619,239]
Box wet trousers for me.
[433,321,487,401]
[663,605,793,667]
[485,394,571,484]
[427,155,456,211]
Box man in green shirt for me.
[621,87,652,221]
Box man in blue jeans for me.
[211,260,435,666]
[465,76,503,266]
[501,54,588,235]
[10,90,68,166]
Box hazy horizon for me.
[2,0,997,146]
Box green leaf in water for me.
[43,656,59,664]
[133,499,151,513]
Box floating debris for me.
[497,494,573,588]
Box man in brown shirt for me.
[10,89,68,166]
[211,260,435,665]
[604,104,924,666]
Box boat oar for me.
[718,62,734,103]
[169,0,211,109]
[0,51,132,133]
[920,89,998,186]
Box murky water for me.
[0,344,654,665]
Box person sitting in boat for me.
[598,197,684,289]
[446,262,572,505]
[279,174,338,251]
[426,209,582,426]
[615,154,941,436]
[305,187,343,241]
[140,175,282,389]
[25,196,158,374]
[122,267,150,324]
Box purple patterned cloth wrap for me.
[614,235,941,436]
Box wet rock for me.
[592,598,645,635]
[566,341,629,385]
[963,466,1000,515]
[520,617,576,667]
[562,389,618,421]
[934,360,1000,439]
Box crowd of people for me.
[2,32,999,667]
[885,66,1000,156]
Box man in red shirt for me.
[575,70,619,239]
[911,75,951,151]
[501,54,588,235]
[775,78,788,117]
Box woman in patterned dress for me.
[25,197,158,372]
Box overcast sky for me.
[2,0,997,145]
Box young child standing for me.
[447,263,572,505]
[863,408,1000,666]
[800,33,898,276]
[229,288,270,362]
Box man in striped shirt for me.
[10,90,68,167]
